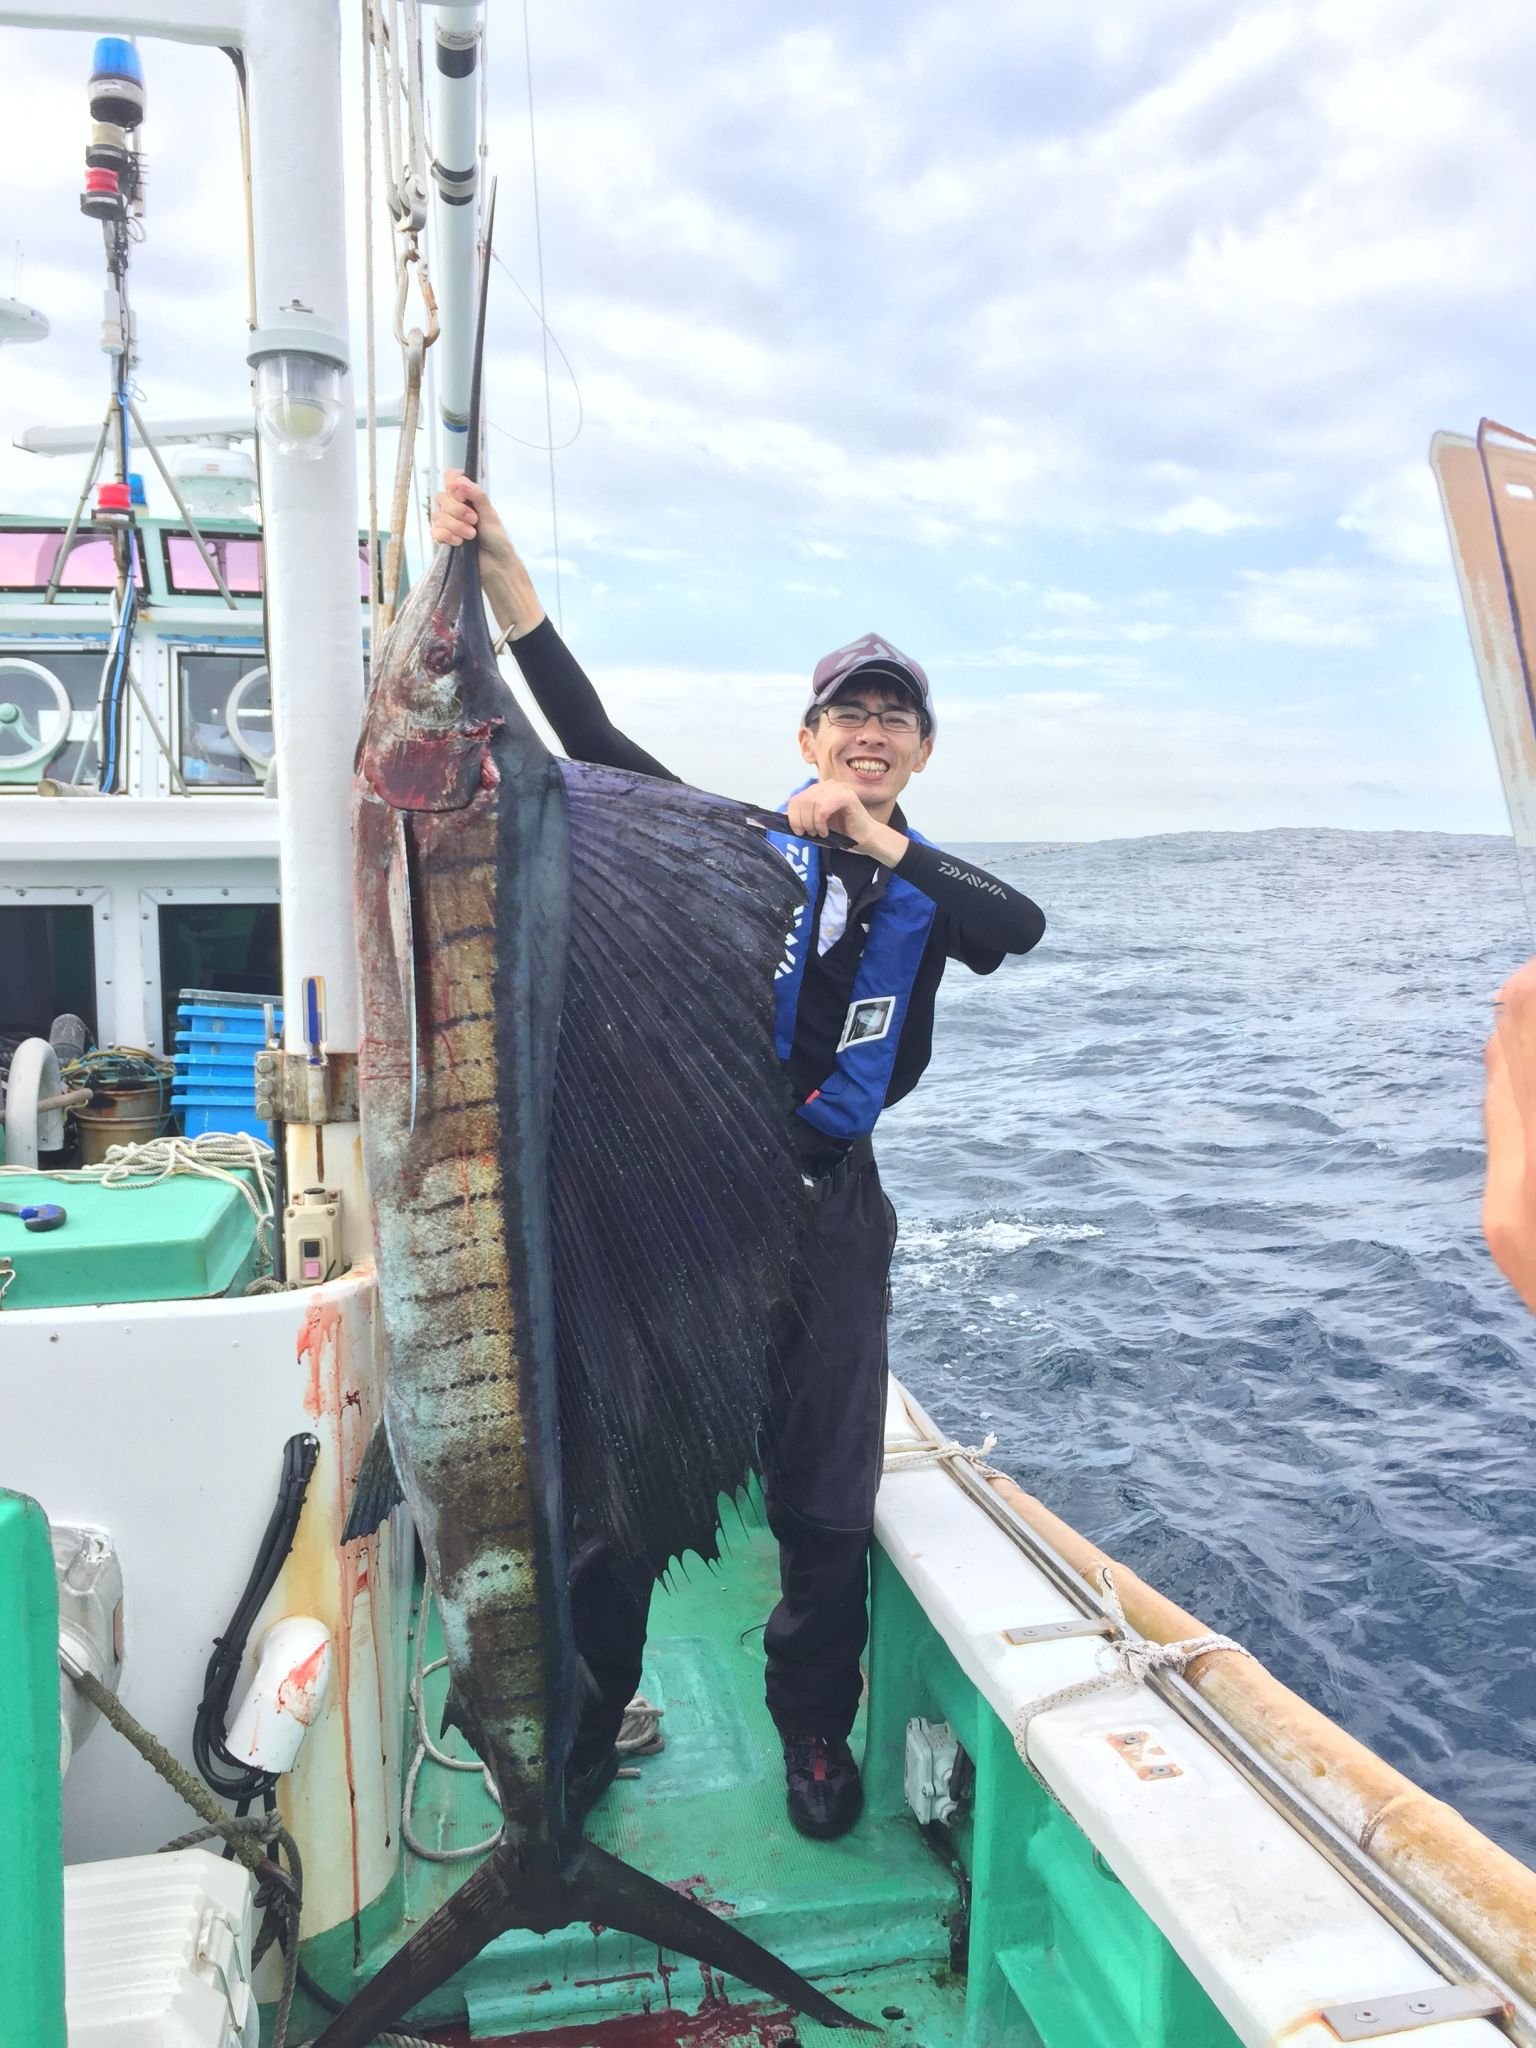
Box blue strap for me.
[766,784,937,1141]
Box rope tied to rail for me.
[883,1430,1003,1480]
[1012,1565,1250,1765]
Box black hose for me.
[192,1432,320,1803]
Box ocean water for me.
[878,828,1536,1867]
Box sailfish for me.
[320,203,868,2040]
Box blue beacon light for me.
[89,38,145,131]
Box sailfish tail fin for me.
[308,1837,873,2043]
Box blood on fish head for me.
[356,536,513,812]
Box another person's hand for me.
[786,778,908,867]
[430,470,546,642]
[1484,956,1536,1313]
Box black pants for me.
[762,1153,894,1740]
[567,1544,651,1775]
[569,1154,895,1762]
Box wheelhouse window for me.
[156,902,279,1051]
[164,531,264,596]
[0,527,146,593]
[0,647,105,787]
[0,904,97,1060]
[163,531,375,600]
[176,650,273,788]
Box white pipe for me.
[424,0,484,479]
[242,2,364,1075]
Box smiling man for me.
[431,474,1045,1839]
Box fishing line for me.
[489,249,583,452]
[520,0,563,630]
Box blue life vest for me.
[767,785,937,1142]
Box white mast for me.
[424,0,485,479]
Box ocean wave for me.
[879,827,1536,1865]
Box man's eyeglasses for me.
[822,702,922,735]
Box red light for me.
[83,166,120,196]
[95,482,131,513]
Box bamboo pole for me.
[986,1472,1536,2003]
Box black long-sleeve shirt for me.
[510,619,1045,1167]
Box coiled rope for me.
[400,1582,664,1864]
[402,1580,504,1864]
[1,1131,277,1262]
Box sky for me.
[1,1,1533,840]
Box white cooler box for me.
[64,1848,258,2047]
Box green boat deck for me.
[292,1495,1239,2048]
[296,1501,964,2045]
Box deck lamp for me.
[247,311,348,461]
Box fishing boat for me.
[2,7,1533,2047]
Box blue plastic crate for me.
[174,1098,272,1143]
[172,992,279,1144]
[173,1040,264,1073]
[174,1005,276,1042]
[176,1064,262,1095]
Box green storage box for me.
[0,1172,262,1311]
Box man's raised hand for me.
[430,469,546,642]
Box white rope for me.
[883,1430,1001,1479]
[399,0,430,231]
[0,1132,276,1255]
[363,0,436,629]
[615,1695,665,1757]
[1012,1565,1249,1766]
[400,1582,663,1861]
[402,1579,505,1864]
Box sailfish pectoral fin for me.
[385,810,421,1130]
[341,1418,406,1544]
[309,1837,873,2046]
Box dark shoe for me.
[565,1745,620,1823]
[782,1734,862,1839]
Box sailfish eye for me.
[423,638,458,677]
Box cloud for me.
[1222,559,1457,649]
[0,3,1522,833]
[1152,496,1269,537]
[565,657,1499,839]
[1338,463,1458,573]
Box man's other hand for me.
[786,779,908,866]
[1485,956,1536,1313]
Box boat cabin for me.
[0,510,375,1060]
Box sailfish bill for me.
[318,195,871,2038]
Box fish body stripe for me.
[355,778,570,1835]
